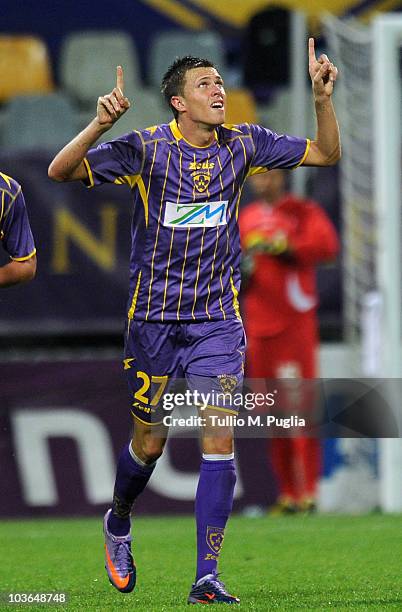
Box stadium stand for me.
[257,87,294,135]
[148,30,227,88]
[242,7,291,101]
[0,35,54,103]
[104,89,170,139]
[224,88,258,125]
[59,31,141,107]
[2,93,78,151]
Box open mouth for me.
[211,100,224,109]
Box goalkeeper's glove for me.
[244,231,289,256]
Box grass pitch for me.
[1,513,401,611]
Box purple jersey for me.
[0,172,36,261]
[85,121,309,322]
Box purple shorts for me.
[124,319,246,424]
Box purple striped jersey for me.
[0,172,36,262]
[84,120,309,322]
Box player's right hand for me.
[97,66,131,127]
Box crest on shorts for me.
[218,374,238,394]
[206,526,225,554]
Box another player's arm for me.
[0,183,37,287]
[0,255,36,287]
[48,66,131,182]
[303,38,341,167]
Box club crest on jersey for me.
[206,526,225,554]
[193,173,211,193]
[188,161,214,193]
[218,374,239,394]
[164,200,228,228]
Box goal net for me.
[324,15,375,365]
[324,13,402,511]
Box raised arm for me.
[303,38,341,167]
[48,66,131,182]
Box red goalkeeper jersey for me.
[239,194,339,336]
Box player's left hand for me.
[308,37,338,102]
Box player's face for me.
[179,67,226,126]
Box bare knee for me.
[137,436,166,463]
[131,421,167,464]
[202,434,234,456]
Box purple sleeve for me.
[1,187,36,261]
[249,124,309,171]
[84,131,144,187]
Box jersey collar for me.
[169,120,218,149]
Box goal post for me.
[324,13,402,511]
[373,14,402,380]
[324,13,375,360]
[373,14,402,512]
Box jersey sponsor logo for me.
[163,200,228,228]
[206,526,225,555]
[188,161,215,171]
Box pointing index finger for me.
[116,65,124,95]
[308,37,316,64]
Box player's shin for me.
[195,455,236,582]
[108,442,156,536]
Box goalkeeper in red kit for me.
[239,168,339,513]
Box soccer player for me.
[239,168,339,513]
[0,172,36,287]
[48,39,340,604]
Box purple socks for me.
[107,445,236,580]
[195,457,236,581]
[108,443,155,536]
